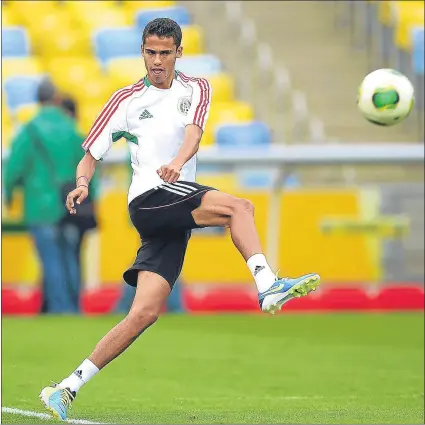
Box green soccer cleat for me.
[259,273,320,314]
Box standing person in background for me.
[4,79,93,313]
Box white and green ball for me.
[357,68,415,126]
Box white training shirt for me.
[82,71,212,204]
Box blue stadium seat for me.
[215,122,271,147]
[237,170,301,189]
[2,27,29,57]
[176,55,222,76]
[136,6,191,31]
[94,28,141,63]
[3,76,44,110]
[238,170,275,189]
[412,27,424,76]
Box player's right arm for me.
[66,87,129,214]
[66,151,97,215]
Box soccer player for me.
[40,18,320,420]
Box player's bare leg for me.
[192,190,320,313]
[40,271,170,419]
[88,271,170,368]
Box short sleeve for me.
[184,78,212,132]
[81,91,127,160]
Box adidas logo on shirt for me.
[139,109,153,120]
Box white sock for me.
[59,359,99,393]
[247,254,276,293]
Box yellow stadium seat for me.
[2,6,21,26]
[46,57,104,97]
[36,29,92,59]
[197,173,238,192]
[2,57,44,79]
[78,103,106,135]
[25,9,92,58]
[7,0,59,26]
[208,73,235,103]
[2,100,13,128]
[14,104,39,124]
[62,1,115,15]
[2,122,15,149]
[123,1,176,14]
[72,76,115,107]
[70,7,131,34]
[202,101,255,146]
[391,2,424,50]
[181,26,204,55]
[106,57,147,88]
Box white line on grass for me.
[2,407,105,424]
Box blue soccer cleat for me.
[259,273,320,314]
[39,384,75,421]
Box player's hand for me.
[157,163,181,183]
[66,186,89,215]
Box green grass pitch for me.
[1,313,424,424]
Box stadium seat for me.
[94,28,141,63]
[215,121,272,147]
[45,57,104,97]
[106,57,147,88]
[2,100,14,148]
[135,6,191,31]
[35,28,92,59]
[209,73,235,103]
[2,27,30,56]
[2,6,20,26]
[14,104,39,125]
[123,1,176,15]
[78,103,106,135]
[62,0,115,16]
[3,76,44,110]
[202,101,255,146]
[7,0,59,26]
[412,27,424,75]
[2,122,14,149]
[181,25,204,55]
[74,8,131,35]
[209,101,255,123]
[2,57,44,79]
[176,55,222,76]
[237,170,276,189]
[73,76,114,107]
[392,2,424,51]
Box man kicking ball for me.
[40,18,320,420]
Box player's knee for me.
[128,308,159,333]
[233,198,254,216]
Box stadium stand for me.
[2,0,270,151]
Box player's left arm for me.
[157,78,212,183]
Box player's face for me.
[142,35,182,88]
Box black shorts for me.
[123,181,216,288]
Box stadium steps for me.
[233,1,419,143]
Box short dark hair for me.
[37,77,56,103]
[61,96,77,119]
[142,18,182,48]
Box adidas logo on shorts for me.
[139,109,153,120]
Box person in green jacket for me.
[4,79,94,313]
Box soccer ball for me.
[357,68,415,126]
